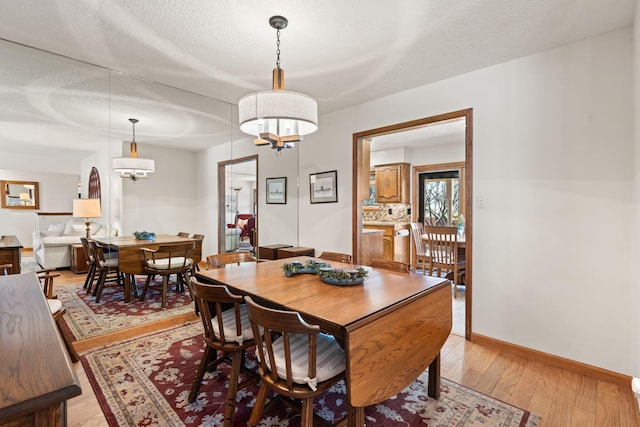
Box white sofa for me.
[32,217,117,269]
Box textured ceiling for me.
[0,0,635,159]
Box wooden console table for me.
[0,235,22,274]
[0,273,82,426]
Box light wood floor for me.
[47,268,639,427]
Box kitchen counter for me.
[362,223,410,263]
[363,221,410,227]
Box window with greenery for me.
[418,170,459,226]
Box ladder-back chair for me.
[423,225,466,297]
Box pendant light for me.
[112,118,155,181]
[238,16,318,152]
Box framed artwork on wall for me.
[310,170,337,204]
[266,177,287,204]
[1,180,39,209]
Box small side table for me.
[70,243,89,274]
[258,244,293,260]
[277,246,315,259]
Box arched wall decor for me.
[88,166,101,201]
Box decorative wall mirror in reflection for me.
[1,180,40,209]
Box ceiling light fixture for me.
[238,15,318,153]
[112,118,155,182]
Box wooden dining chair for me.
[318,251,352,263]
[80,237,98,293]
[370,258,411,273]
[423,225,465,298]
[36,271,81,363]
[203,252,257,270]
[140,241,195,308]
[409,222,431,274]
[89,240,126,303]
[245,296,346,427]
[37,268,60,299]
[187,278,259,427]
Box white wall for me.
[0,168,78,246]
[299,28,634,375]
[120,144,200,237]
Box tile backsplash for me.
[362,203,411,222]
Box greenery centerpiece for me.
[133,231,156,241]
[318,267,369,286]
[282,259,331,276]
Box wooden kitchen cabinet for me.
[363,223,410,263]
[375,162,410,203]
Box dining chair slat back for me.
[423,225,465,297]
[370,258,411,273]
[205,252,257,269]
[409,222,430,274]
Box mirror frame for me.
[1,180,40,210]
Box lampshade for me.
[112,157,156,178]
[238,90,318,137]
[112,118,155,181]
[73,198,101,218]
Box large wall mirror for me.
[1,180,39,209]
[0,36,298,260]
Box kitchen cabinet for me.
[375,162,410,203]
[361,229,383,265]
[363,223,410,263]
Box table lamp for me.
[73,198,102,239]
[19,192,30,206]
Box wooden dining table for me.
[95,234,202,303]
[196,257,451,426]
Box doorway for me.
[217,155,258,255]
[352,109,473,339]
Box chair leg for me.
[94,270,107,303]
[222,351,244,427]
[140,274,153,301]
[300,397,314,427]
[84,264,96,294]
[248,382,269,427]
[188,346,214,403]
[161,274,169,308]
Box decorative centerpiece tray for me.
[133,231,156,241]
[318,267,368,287]
[282,260,331,276]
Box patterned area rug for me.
[58,279,194,340]
[82,323,541,427]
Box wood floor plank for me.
[489,352,527,402]
[596,380,620,427]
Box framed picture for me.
[309,170,337,204]
[266,177,287,204]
